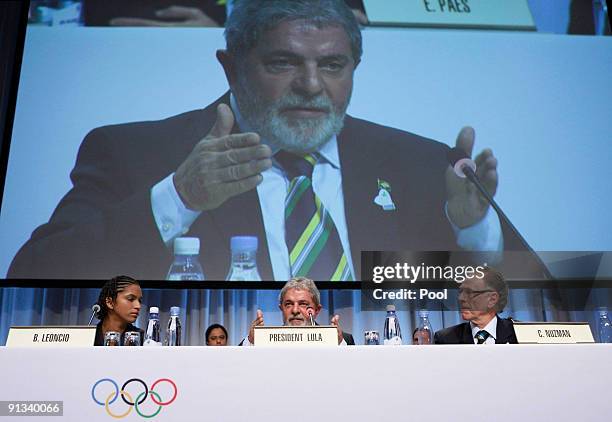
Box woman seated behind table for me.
[94,275,144,346]
[205,323,228,346]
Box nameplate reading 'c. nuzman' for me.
[253,326,338,347]
[513,322,595,344]
[6,326,97,347]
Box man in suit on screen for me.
[9,0,506,281]
[434,267,518,344]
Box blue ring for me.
[91,378,119,406]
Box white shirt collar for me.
[470,315,498,341]
[229,93,340,169]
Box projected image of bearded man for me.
[233,70,350,154]
[230,23,353,154]
[9,0,515,283]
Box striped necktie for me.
[475,330,491,344]
[276,151,353,281]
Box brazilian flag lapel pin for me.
[373,179,396,211]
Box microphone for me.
[448,147,477,180]
[306,307,316,326]
[88,304,101,325]
[447,147,553,279]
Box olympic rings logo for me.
[91,378,178,419]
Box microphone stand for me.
[306,308,315,326]
[451,148,554,280]
[88,304,100,326]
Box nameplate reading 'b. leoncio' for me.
[6,326,97,347]
[513,322,595,344]
[253,326,338,347]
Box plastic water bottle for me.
[167,237,205,281]
[414,309,433,345]
[164,307,182,346]
[383,304,403,345]
[226,236,262,281]
[598,309,612,343]
[30,1,83,26]
[143,307,161,346]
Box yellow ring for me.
[105,390,133,419]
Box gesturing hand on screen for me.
[173,104,273,211]
[445,126,498,228]
[248,309,265,344]
[110,6,220,27]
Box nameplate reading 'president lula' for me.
[513,322,595,344]
[253,326,338,347]
[6,326,97,347]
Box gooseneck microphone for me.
[447,147,501,216]
[306,307,316,326]
[447,147,552,279]
[88,304,101,326]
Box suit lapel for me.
[495,317,515,344]
[462,322,474,344]
[338,117,402,279]
[186,92,272,280]
[204,188,272,280]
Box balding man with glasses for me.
[434,267,517,344]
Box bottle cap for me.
[149,306,159,314]
[173,237,200,255]
[230,236,258,252]
[170,306,180,316]
[386,304,396,312]
[36,6,54,25]
[418,309,429,318]
[599,309,609,316]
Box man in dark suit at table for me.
[240,277,355,345]
[434,267,518,344]
[9,0,505,281]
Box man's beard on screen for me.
[233,76,350,154]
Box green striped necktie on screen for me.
[276,151,353,281]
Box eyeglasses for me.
[458,288,495,299]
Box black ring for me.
[121,378,148,406]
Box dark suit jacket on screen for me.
[433,316,518,344]
[8,93,529,281]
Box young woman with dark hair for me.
[94,275,144,346]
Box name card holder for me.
[7,326,97,347]
[254,325,338,347]
[363,0,535,31]
[513,322,595,344]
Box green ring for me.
[134,391,162,418]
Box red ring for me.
[150,378,178,405]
